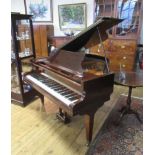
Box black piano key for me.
[43,79,52,82]
[57,90,64,93]
[68,94,78,99]
[64,93,75,98]
[30,73,82,102]
[47,83,54,86]
[57,89,68,93]
[61,89,73,94]
[48,83,59,87]
[51,85,61,89]
[58,90,66,96]
[67,90,74,94]
[60,91,71,96]
[53,89,60,92]
[58,86,66,90]
[49,81,57,84]
[42,81,51,84]
[69,96,79,101]
[53,86,63,91]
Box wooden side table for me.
[114,71,143,124]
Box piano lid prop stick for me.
[97,26,110,73]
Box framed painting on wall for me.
[24,0,52,22]
[58,3,87,30]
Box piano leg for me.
[37,94,45,111]
[40,95,44,106]
[84,113,94,145]
[59,108,63,115]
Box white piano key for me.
[26,74,79,106]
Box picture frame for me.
[58,3,87,31]
[24,0,52,22]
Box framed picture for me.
[24,0,52,22]
[58,3,87,30]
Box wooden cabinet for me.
[33,25,54,57]
[95,0,115,19]
[89,38,137,71]
[11,13,39,106]
[95,0,142,38]
[48,36,72,48]
[33,25,48,57]
[108,39,137,71]
[93,0,143,72]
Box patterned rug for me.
[87,95,143,155]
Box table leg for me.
[128,109,143,123]
[116,86,142,125]
[127,86,132,108]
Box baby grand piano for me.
[24,17,122,144]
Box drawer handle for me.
[121,45,125,49]
[123,56,127,59]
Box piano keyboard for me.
[26,72,81,106]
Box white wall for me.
[139,20,143,44]
[53,0,95,36]
[11,0,95,36]
[11,0,25,14]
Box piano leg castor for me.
[56,108,70,124]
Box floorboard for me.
[12,85,143,155]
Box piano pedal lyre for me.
[56,108,70,124]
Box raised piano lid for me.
[53,17,123,51]
[35,17,123,82]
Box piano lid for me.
[55,17,123,52]
[39,50,110,81]
[38,17,123,80]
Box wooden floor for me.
[11,85,143,155]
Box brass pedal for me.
[56,109,70,124]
